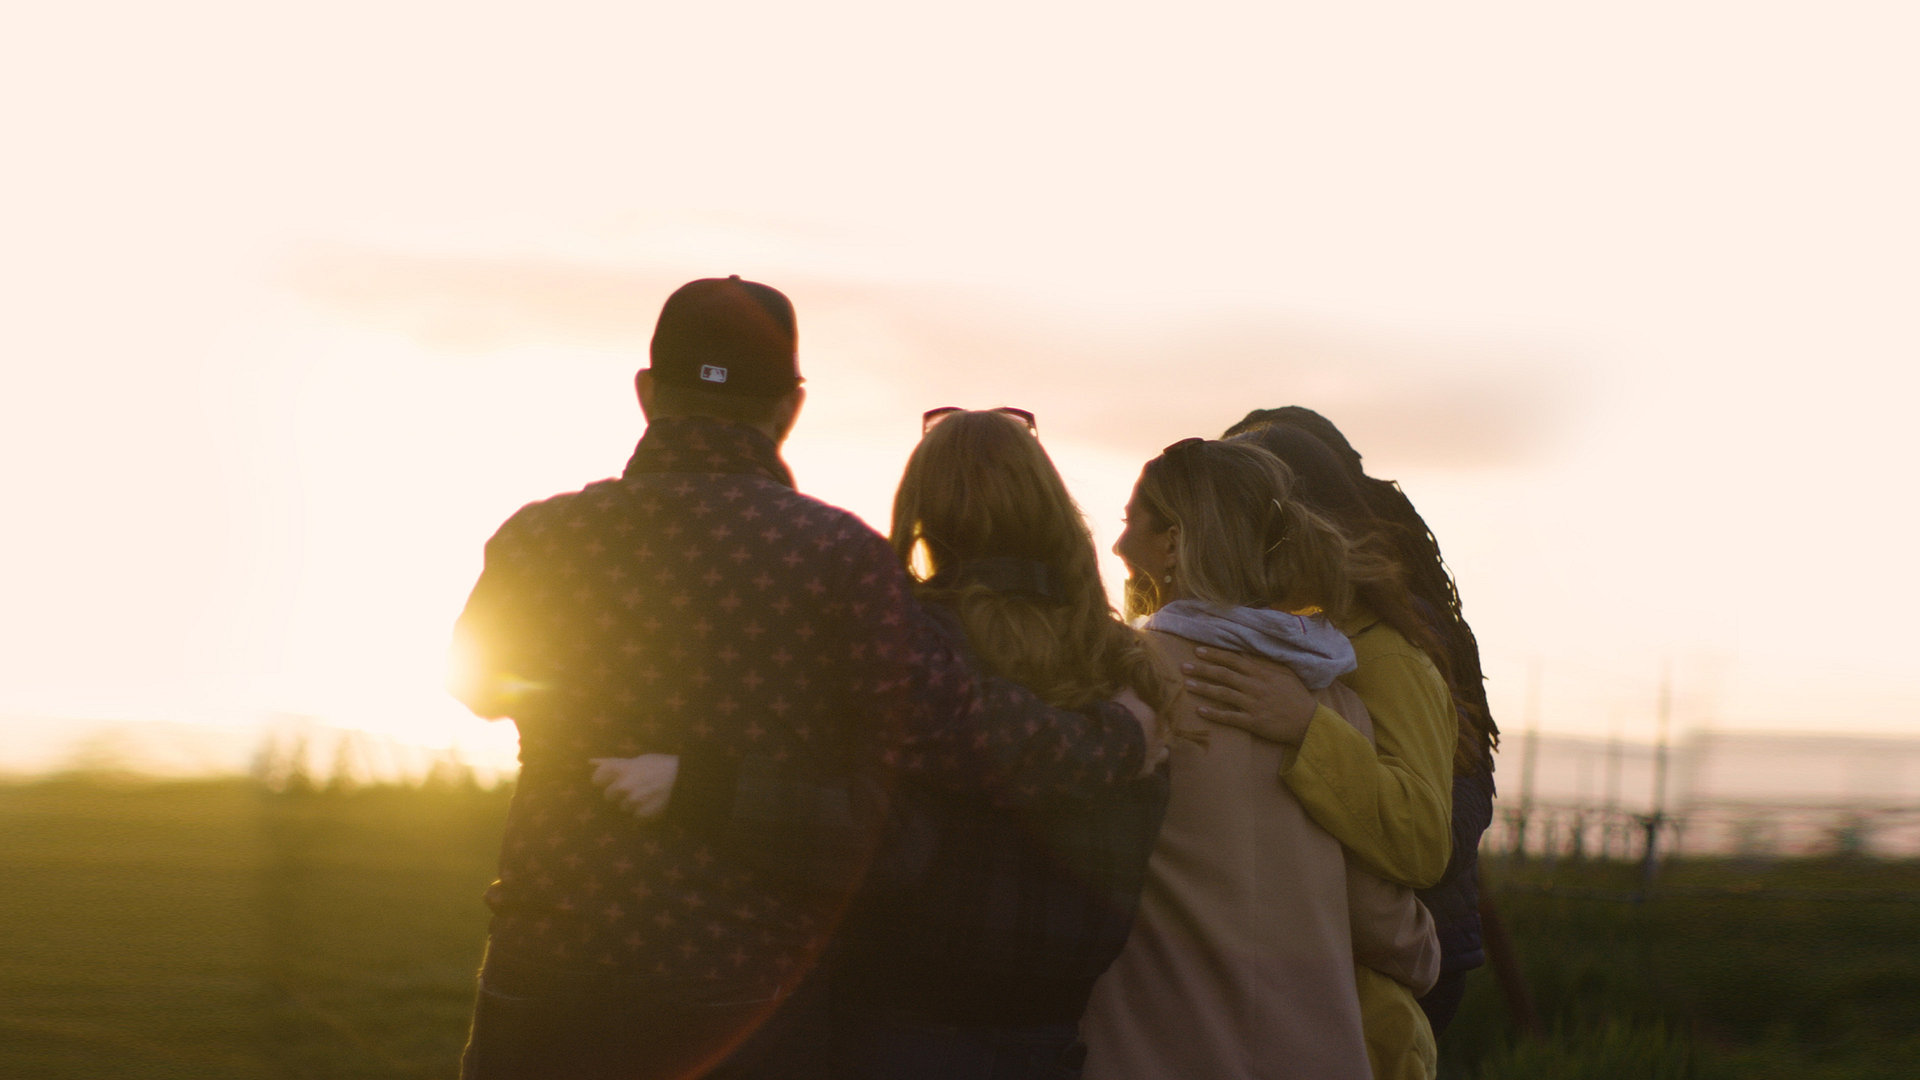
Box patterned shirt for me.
[452,416,1146,997]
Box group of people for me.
[449,277,1499,1079]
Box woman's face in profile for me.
[1114,477,1174,597]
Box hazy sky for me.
[3,1,1917,772]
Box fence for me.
[1489,728,1920,862]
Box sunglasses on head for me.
[922,406,1038,435]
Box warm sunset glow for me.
[2,1,1916,780]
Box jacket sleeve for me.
[831,526,1146,802]
[447,509,545,721]
[1281,628,1455,889]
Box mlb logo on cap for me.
[648,276,802,397]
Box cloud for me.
[811,285,1579,469]
[282,246,1579,469]
[282,247,685,352]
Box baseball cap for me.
[647,276,802,397]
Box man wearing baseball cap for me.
[450,277,1158,1079]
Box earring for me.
[1161,572,1174,585]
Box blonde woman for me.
[1079,438,1441,1080]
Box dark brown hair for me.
[1225,410,1499,777]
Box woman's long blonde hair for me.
[891,410,1167,714]
[1123,438,1397,622]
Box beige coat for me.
[1080,630,1436,1080]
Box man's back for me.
[461,416,924,993]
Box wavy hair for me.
[890,411,1168,716]
[1123,439,1397,629]
[1224,407,1499,778]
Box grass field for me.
[1443,857,1920,1079]
[2,778,1914,1078]
[0,777,506,1079]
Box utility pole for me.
[1639,662,1672,897]
[1514,659,1541,859]
[1604,710,1623,860]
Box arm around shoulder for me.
[835,527,1147,800]
[1282,643,1455,888]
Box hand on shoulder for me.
[1180,646,1319,745]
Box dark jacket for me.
[452,416,1146,999]
[832,607,1171,1024]
[1419,768,1494,973]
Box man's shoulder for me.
[754,483,879,534]
[692,477,887,553]
[490,473,888,558]
[486,476,622,536]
